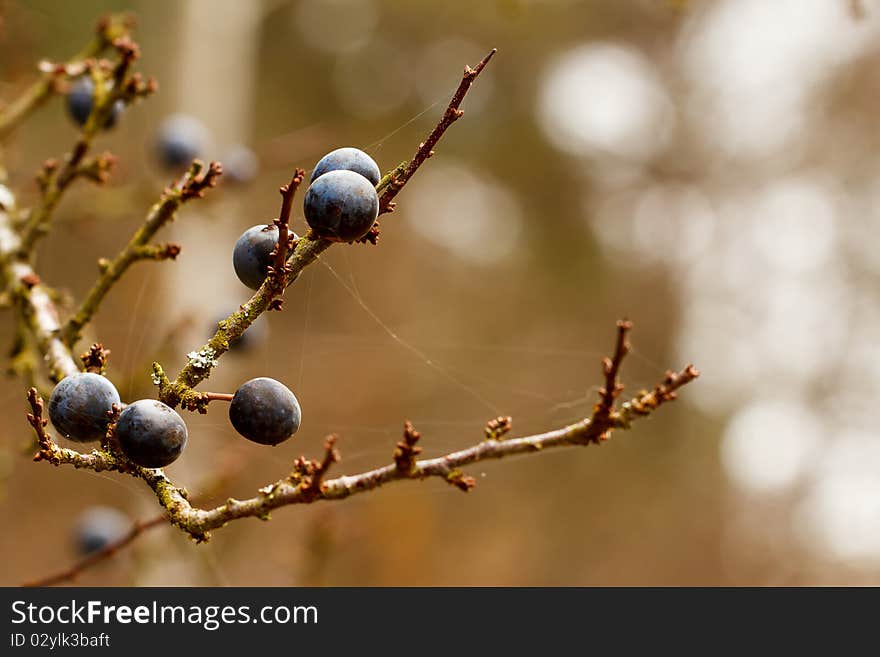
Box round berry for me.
[49,372,121,443]
[229,377,301,446]
[74,506,128,555]
[66,79,93,126]
[232,224,298,290]
[66,77,124,129]
[311,147,381,186]
[223,145,259,185]
[303,169,379,242]
[156,114,208,170]
[115,400,187,468]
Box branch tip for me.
[80,343,110,373]
[394,421,423,474]
[595,319,633,420]
[446,470,477,492]
[377,47,497,215]
[485,415,513,441]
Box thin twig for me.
[377,48,496,216]
[202,392,234,403]
[17,36,156,252]
[0,14,135,141]
[22,515,166,588]
[22,445,249,587]
[300,435,340,501]
[592,319,632,442]
[268,169,305,289]
[617,365,700,427]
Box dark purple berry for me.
[49,372,121,443]
[156,114,208,170]
[229,377,301,446]
[66,77,124,129]
[223,145,259,184]
[232,224,299,290]
[115,400,187,468]
[74,506,128,555]
[311,147,380,186]
[303,169,379,242]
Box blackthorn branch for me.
[18,36,157,253]
[0,211,79,382]
[0,14,135,140]
[154,48,499,405]
[26,324,698,543]
[0,16,701,585]
[22,514,166,588]
[267,168,305,296]
[23,445,248,587]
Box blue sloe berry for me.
[73,506,128,555]
[115,400,188,468]
[49,372,121,443]
[223,145,259,185]
[232,224,299,290]
[156,114,208,170]
[229,377,301,446]
[311,147,380,186]
[303,169,379,242]
[232,224,277,290]
[66,77,124,129]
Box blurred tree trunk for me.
[136,0,264,585]
[166,0,263,325]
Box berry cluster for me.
[45,151,381,469]
[232,147,380,292]
[304,147,380,242]
[48,369,302,469]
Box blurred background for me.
[1,0,878,586]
